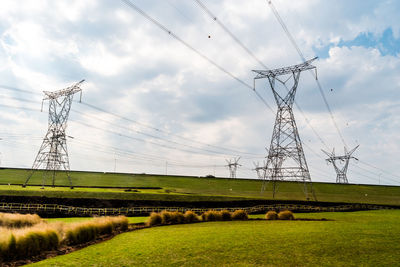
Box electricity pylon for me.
[253,161,266,179]
[23,80,84,189]
[253,58,317,200]
[226,157,241,179]
[322,145,359,184]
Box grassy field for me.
[30,210,400,266]
[1,168,400,205]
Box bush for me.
[220,210,232,221]
[202,210,222,222]
[265,210,278,220]
[147,212,162,226]
[184,211,199,223]
[278,210,295,220]
[231,210,248,220]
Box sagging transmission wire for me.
[78,101,263,157]
[0,84,264,158]
[71,109,263,159]
[193,0,330,151]
[119,0,275,114]
[267,0,348,149]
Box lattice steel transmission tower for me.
[226,157,241,179]
[253,58,317,200]
[23,80,84,189]
[253,161,266,179]
[322,145,359,184]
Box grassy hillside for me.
[31,210,400,267]
[1,168,400,205]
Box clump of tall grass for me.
[0,224,60,261]
[278,210,295,220]
[0,212,42,228]
[265,210,278,220]
[184,211,200,223]
[65,216,128,245]
[231,210,248,220]
[201,210,222,222]
[147,212,162,226]
[171,212,185,224]
[0,213,129,262]
[220,210,232,221]
[159,211,185,225]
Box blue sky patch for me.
[314,27,400,58]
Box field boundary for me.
[0,202,396,217]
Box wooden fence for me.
[0,202,394,217]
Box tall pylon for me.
[226,157,241,179]
[322,145,359,184]
[253,58,317,200]
[23,80,84,189]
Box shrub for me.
[278,210,295,220]
[147,212,162,226]
[231,210,248,220]
[202,210,222,222]
[220,210,232,221]
[265,210,278,220]
[184,211,199,223]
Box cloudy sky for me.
[0,0,399,185]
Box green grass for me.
[46,217,147,224]
[1,168,400,205]
[30,210,400,266]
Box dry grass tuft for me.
[265,210,278,220]
[65,216,128,245]
[220,210,232,221]
[0,212,128,261]
[147,212,162,226]
[184,211,199,223]
[278,210,295,220]
[231,210,248,220]
[202,210,222,222]
[0,213,42,228]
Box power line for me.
[119,0,274,113]
[193,0,269,70]
[1,86,264,157]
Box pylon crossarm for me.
[43,80,84,100]
[252,57,317,78]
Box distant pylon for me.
[253,161,266,179]
[23,80,84,189]
[322,145,359,184]
[226,157,241,179]
[253,58,317,200]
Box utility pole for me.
[23,80,84,189]
[322,145,359,184]
[253,58,317,200]
[226,157,241,179]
